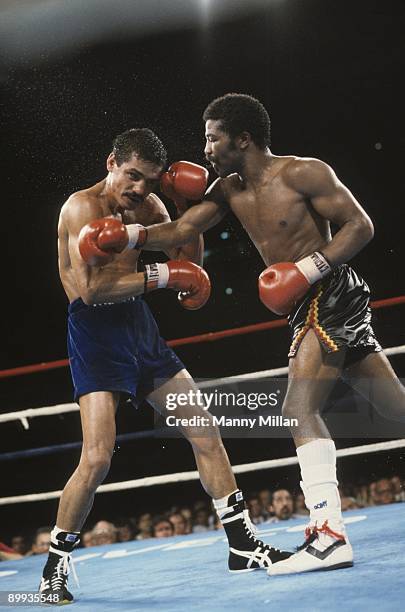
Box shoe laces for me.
[242,509,281,553]
[298,519,345,551]
[50,554,80,591]
[243,509,258,539]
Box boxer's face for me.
[107,152,163,209]
[204,120,243,177]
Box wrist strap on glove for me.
[296,251,332,285]
[144,263,169,293]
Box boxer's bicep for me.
[311,178,370,229]
[288,158,372,229]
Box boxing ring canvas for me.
[1,505,403,612]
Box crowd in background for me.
[1,474,404,561]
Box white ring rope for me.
[1,344,404,428]
[0,438,404,506]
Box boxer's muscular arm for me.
[287,159,374,266]
[64,195,145,304]
[144,179,229,253]
[174,232,204,266]
[150,194,204,266]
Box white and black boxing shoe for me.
[267,519,353,576]
[39,530,80,605]
[220,492,293,572]
[39,551,75,605]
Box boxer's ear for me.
[237,131,251,151]
[107,152,116,172]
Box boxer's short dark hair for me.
[203,93,271,149]
[113,128,167,166]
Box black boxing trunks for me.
[67,296,184,402]
[288,264,382,365]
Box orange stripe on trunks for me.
[289,284,339,355]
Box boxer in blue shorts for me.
[39,128,291,604]
[67,296,185,403]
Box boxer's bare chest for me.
[227,173,317,264]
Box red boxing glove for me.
[161,161,209,213]
[144,260,211,310]
[78,218,147,267]
[258,252,332,315]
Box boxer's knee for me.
[191,435,224,456]
[185,418,223,455]
[78,447,113,487]
[282,399,298,421]
[282,398,320,421]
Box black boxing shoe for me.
[39,528,80,605]
[39,551,75,605]
[217,491,293,572]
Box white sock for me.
[51,526,80,552]
[213,489,241,519]
[297,439,343,526]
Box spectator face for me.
[92,521,117,546]
[180,509,192,533]
[194,510,209,527]
[391,476,403,495]
[258,489,271,508]
[117,524,133,542]
[294,493,308,515]
[271,489,294,520]
[169,513,187,535]
[32,531,51,555]
[153,520,174,538]
[373,479,395,505]
[137,514,153,535]
[180,508,192,521]
[11,536,27,555]
[82,531,93,547]
[248,498,263,518]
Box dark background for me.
[1,0,405,537]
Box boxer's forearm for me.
[321,217,374,267]
[177,234,204,266]
[145,219,199,251]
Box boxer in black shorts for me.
[137,94,405,575]
[39,128,291,604]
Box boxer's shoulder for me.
[60,186,106,233]
[63,183,104,213]
[205,174,240,204]
[283,157,335,192]
[145,192,171,219]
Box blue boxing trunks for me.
[288,264,382,366]
[67,296,184,402]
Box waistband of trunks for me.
[68,296,141,313]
